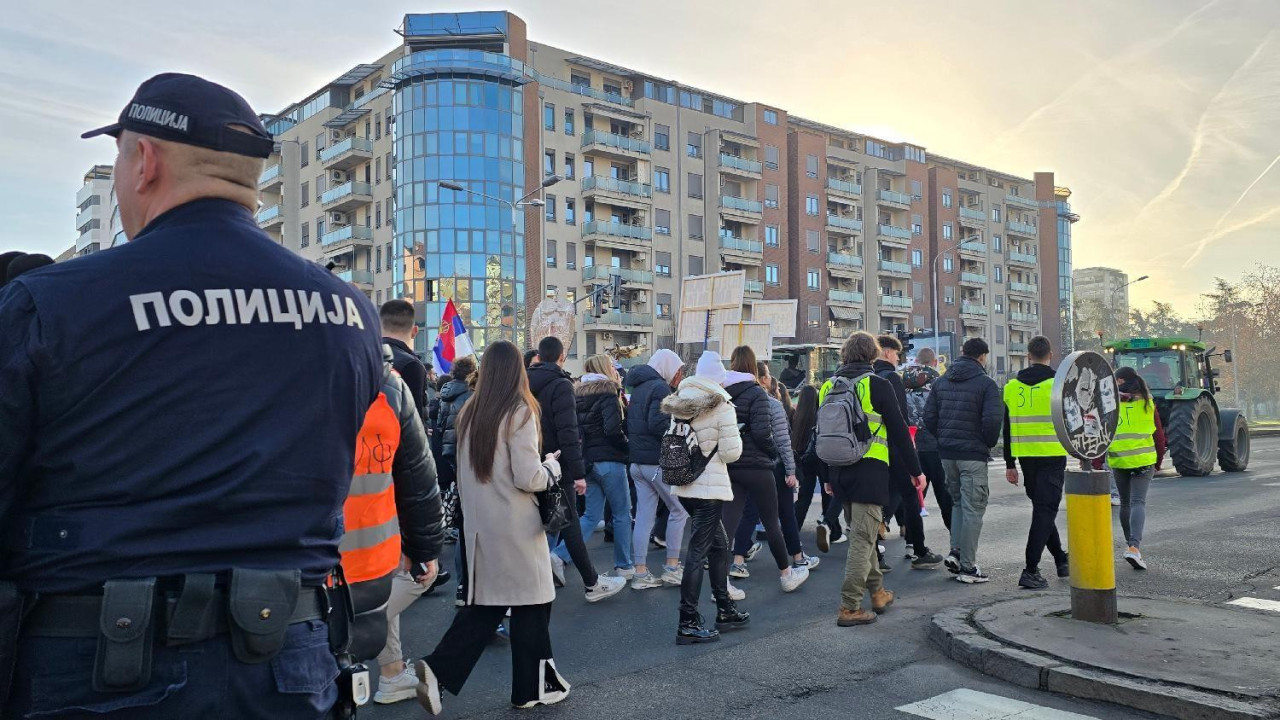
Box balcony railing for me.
[718,153,762,174]
[255,205,281,224]
[1006,194,1039,209]
[258,164,281,186]
[829,289,864,304]
[1010,311,1039,324]
[582,265,655,284]
[958,241,987,254]
[879,260,911,274]
[961,302,989,316]
[585,311,651,327]
[1007,220,1037,235]
[827,252,863,268]
[1008,251,1038,265]
[959,206,985,221]
[720,195,763,214]
[719,233,764,254]
[880,295,912,309]
[878,189,911,206]
[1009,342,1029,353]
[582,175,652,198]
[336,269,374,285]
[1009,281,1039,294]
[827,215,863,232]
[581,129,651,154]
[581,220,652,241]
[321,181,373,206]
[534,72,633,107]
[877,224,911,240]
[744,280,765,294]
[827,178,862,195]
[321,224,373,248]
[320,136,373,164]
[960,272,988,284]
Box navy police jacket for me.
[0,199,383,593]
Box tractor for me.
[1103,338,1249,476]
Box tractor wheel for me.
[1218,414,1250,472]
[1168,397,1217,477]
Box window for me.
[564,154,575,179]
[655,209,671,235]
[583,158,594,178]
[376,290,382,305]
[300,222,310,248]
[943,256,954,272]
[375,201,382,228]
[375,157,382,185]
[992,235,1003,252]
[997,356,1006,374]
[995,295,1004,313]
[942,189,953,208]
[994,265,1003,282]
[656,251,671,277]
[316,175,326,199]
[806,155,818,178]
[688,173,703,199]
[992,206,1002,222]
[385,152,392,180]
[765,225,779,247]
[808,305,821,328]
[375,116,382,140]
[764,145,779,170]
[316,132,326,153]
[689,214,704,240]
[654,167,670,193]
[911,249,923,267]
[603,80,622,96]
[806,229,820,252]
[546,240,558,268]
[566,242,577,270]
[564,108,575,135]
[375,245,382,273]
[944,286,955,305]
[657,293,672,318]
[689,255,704,275]
[766,264,780,285]
[763,109,779,125]
[912,282,925,302]
[805,195,819,215]
[544,151,555,177]
[807,269,820,290]
[764,183,779,209]
[571,72,590,87]
[942,223,953,240]
[300,141,309,167]
[686,132,702,158]
[384,242,392,271]
[565,198,576,225]
[300,182,309,208]
[996,325,1006,344]
[385,199,393,231]
[316,218,325,239]
[911,214,922,235]
[544,102,555,131]
[545,194,557,221]
[546,285,557,300]
[904,146,926,163]
[910,179,922,200]
[945,319,956,334]
[654,124,670,151]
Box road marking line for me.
[896,688,1097,719]
[1228,597,1280,613]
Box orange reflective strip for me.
[341,532,402,583]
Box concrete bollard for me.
[1065,469,1117,624]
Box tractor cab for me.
[1103,338,1213,396]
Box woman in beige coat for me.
[415,341,570,715]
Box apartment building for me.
[82,10,1074,375]
[74,165,116,256]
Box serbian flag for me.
[432,299,474,374]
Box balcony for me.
[718,153,763,179]
[877,224,911,247]
[1010,311,1039,326]
[719,231,764,263]
[76,207,101,233]
[258,164,283,192]
[720,195,763,222]
[958,241,987,256]
[960,271,988,286]
[880,294,912,312]
[960,301,988,318]
[1008,251,1038,267]
[256,204,283,229]
[336,269,374,288]
[1006,194,1039,210]
[1007,220,1038,237]
[827,178,862,199]
[320,136,374,171]
[581,175,652,207]
[826,214,863,235]
[584,311,653,329]
[959,206,986,222]
[827,252,864,279]
[76,182,98,207]
[321,181,374,212]
[878,259,911,276]
[1009,342,1029,354]
[744,280,765,297]
[582,265,654,287]
[321,224,373,254]
[877,189,912,209]
[828,289,864,305]
[581,220,652,252]
[581,129,651,158]
[1009,281,1038,296]
[828,325,858,342]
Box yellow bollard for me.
[1065,469,1117,623]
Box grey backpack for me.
[815,373,876,466]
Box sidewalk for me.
[931,594,1280,719]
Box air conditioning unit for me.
[601,332,614,342]
[331,170,348,183]
[329,212,349,225]
[330,129,344,142]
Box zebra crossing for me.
[1227,585,1280,613]
[896,689,1098,719]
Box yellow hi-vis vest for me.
[1004,378,1068,457]
[1108,399,1157,469]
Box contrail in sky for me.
[1184,152,1280,266]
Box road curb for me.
[929,604,1280,720]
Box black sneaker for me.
[676,614,720,645]
[424,570,451,595]
[651,535,667,549]
[815,522,831,554]
[956,566,990,584]
[943,552,961,574]
[878,557,893,573]
[455,584,466,607]
[1055,554,1070,578]
[911,550,944,570]
[1019,569,1049,589]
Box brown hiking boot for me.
[871,588,895,614]
[837,607,877,627]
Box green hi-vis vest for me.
[856,375,890,465]
[1004,378,1068,458]
[1108,399,1157,469]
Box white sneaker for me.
[1124,547,1147,570]
[795,554,820,571]
[780,565,810,593]
[585,574,626,602]
[374,665,419,704]
[613,566,636,579]
[661,563,684,586]
[549,553,565,588]
[832,533,848,545]
[413,660,443,715]
[513,659,571,708]
[727,581,746,601]
[630,572,663,590]
[920,507,930,517]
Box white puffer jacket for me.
[660,376,743,501]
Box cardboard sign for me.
[677,271,747,344]
[748,299,798,337]
[720,321,772,359]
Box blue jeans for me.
[8,620,337,719]
[557,460,633,570]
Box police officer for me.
[0,73,383,718]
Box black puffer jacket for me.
[576,377,628,464]
[434,377,473,459]
[724,373,778,469]
[923,355,1003,461]
[374,360,446,567]
[626,364,672,465]
[527,362,587,481]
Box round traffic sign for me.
[1050,350,1119,460]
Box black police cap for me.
[82,73,274,159]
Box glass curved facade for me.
[390,49,532,355]
[1056,199,1075,351]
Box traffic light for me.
[609,273,624,310]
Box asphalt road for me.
[367,436,1280,719]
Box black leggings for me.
[735,462,803,557]
[723,466,790,571]
[554,476,598,584]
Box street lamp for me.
[932,239,983,355]
[437,174,562,230]
[1108,274,1148,340]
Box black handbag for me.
[536,474,571,534]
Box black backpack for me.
[659,418,718,486]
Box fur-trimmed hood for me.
[575,376,621,398]
[661,376,731,419]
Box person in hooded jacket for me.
[721,346,810,594]
[569,355,634,576]
[436,355,477,603]
[661,352,747,644]
[628,349,690,590]
[903,348,951,530]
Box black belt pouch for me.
[227,568,300,664]
[93,578,157,692]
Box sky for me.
[4,0,1278,315]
